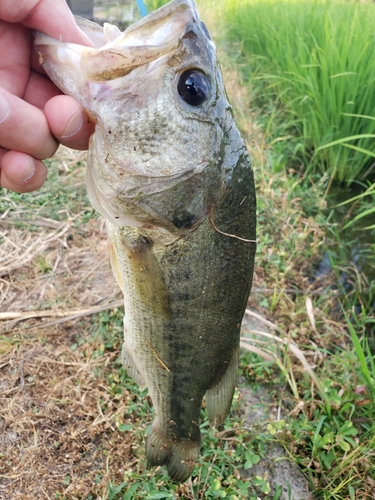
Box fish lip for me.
[124,0,199,36]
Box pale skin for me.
[0,0,95,193]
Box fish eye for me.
[177,69,209,107]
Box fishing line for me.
[209,206,256,244]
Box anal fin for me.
[205,348,239,427]
[121,344,146,390]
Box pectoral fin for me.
[108,237,124,292]
[125,235,170,319]
[107,224,170,319]
[205,349,239,427]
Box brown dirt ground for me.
[0,149,142,500]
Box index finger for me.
[0,0,94,46]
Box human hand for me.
[0,0,95,193]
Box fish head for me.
[35,0,239,232]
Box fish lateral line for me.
[209,205,257,244]
[145,341,170,372]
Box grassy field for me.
[209,2,375,497]
[1,1,375,499]
[219,0,375,244]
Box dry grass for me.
[0,149,141,499]
[0,211,116,316]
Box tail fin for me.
[146,423,200,483]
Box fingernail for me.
[62,110,83,138]
[19,158,36,182]
[0,93,10,124]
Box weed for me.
[333,180,375,232]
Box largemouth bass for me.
[35,0,256,482]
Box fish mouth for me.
[34,0,204,82]
[34,0,214,105]
[81,0,212,82]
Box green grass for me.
[221,0,375,183]
[80,105,375,498]
[96,307,375,499]
[97,3,374,497]
[3,125,374,500]
[241,348,375,499]
[257,144,375,497]
[212,25,375,496]
[333,180,375,231]
[77,311,280,499]
[0,154,96,227]
[144,0,170,11]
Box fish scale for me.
[34,0,256,482]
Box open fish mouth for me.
[34,0,214,107]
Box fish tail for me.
[145,424,170,465]
[146,423,200,482]
[167,440,200,483]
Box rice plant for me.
[222,0,375,183]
